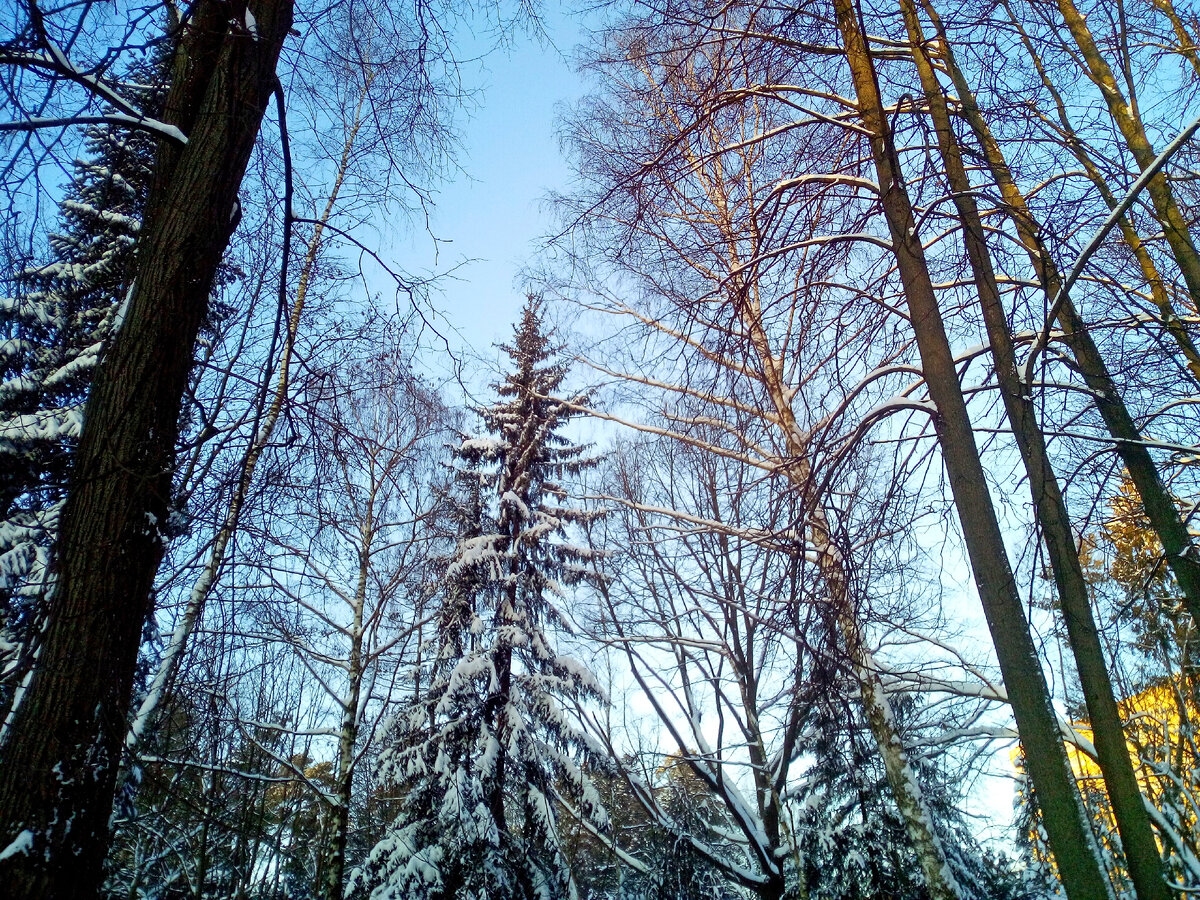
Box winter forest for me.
[0,0,1199,897]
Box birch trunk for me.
[676,106,963,896]
[0,3,293,896]
[831,2,1113,896]
[739,304,962,900]
[900,6,1168,897]
[320,493,374,900]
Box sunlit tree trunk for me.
[831,2,1112,896]
[735,298,962,900]
[995,0,1200,387]
[1053,0,1200,307]
[653,76,963,896]
[1151,0,1200,77]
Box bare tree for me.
[255,320,451,898]
[551,12,975,897]
[544,0,1194,893]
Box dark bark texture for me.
[0,3,293,897]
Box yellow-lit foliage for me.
[1099,478,1173,599]
[1066,678,1200,879]
[1031,475,1200,882]
[1068,679,1198,798]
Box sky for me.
[390,6,594,384]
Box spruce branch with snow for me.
[352,297,610,900]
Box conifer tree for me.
[792,676,1033,900]
[0,70,161,705]
[351,297,610,900]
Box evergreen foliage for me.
[351,298,610,900]
[792,673,1035,900]
[0,66,162,697]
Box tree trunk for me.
[830,2,1113,896]
[900,5,1168,897]
[697,128,963,900]
[0,3,293,896]
[1152,0,1200,78]
[1053,0,1200,306]
[772,418,961,900]
[923,0,1200,635]
[321,493,375,900]
[127,82,371,756]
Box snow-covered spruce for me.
[0,72,160,706]
[350,298,610,900]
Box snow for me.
[111,281,136,335]
[10,114,187,145]
[500,490,529,520]
[458,437,505,455]
[0,829,34,861]
[0,408,84,448]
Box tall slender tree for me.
[897,5,1168,895]
[830,3,1111,893]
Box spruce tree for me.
[351,297,610,900]
[0,71,161,701]
[793,664,1034,900]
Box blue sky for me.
[392,6,594,382]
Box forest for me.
[0,0,1198,897]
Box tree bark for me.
[900,6,1168,897]
[321,488,375,900]
[1151,0,1200,78]
[923,0,1200,636]
[740,316,962,900]
[0,3,293,896]
[831,2,1113,896]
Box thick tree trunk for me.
[923,0,1200,634]
[0,3,293,896]
[900,6,1168,898]
[830,2,1113,897]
